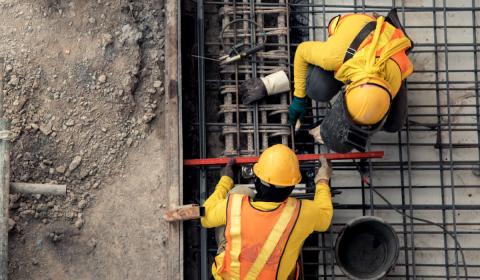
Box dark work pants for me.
[305,65,407,132]
[305,65,343,102]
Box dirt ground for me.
[0,0,170,278]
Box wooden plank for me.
[164,204,200,222]
[164,0,183,277]
[0,119,10,280]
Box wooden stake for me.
[0,120,10,280]
[163,204,201,222]
[165,0,183,276]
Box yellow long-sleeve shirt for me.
[201,176,333,279]
[293,14,402,99]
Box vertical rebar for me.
[405,88,417,279]
[196,0,208,277]
[246,0,260,156]
[392,2,412,278]
[471,0,480,207]
[223,14,235,155]
[432,0,452,277]
[278,0,289,146]
[255,1,268,151]
[441,1,460,278]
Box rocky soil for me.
[0,0,169,278]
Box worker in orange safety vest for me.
[201,144,333,279]
[240,9,414,153]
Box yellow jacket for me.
[293,14,409,99]
[201,176,333,279]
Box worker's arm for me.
[312,180,333,232]
[200,176,234,228]
[310,157,334,232]
[293,41,343,98]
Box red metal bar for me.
[184,151,384,166]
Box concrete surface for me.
[310,0,480,278]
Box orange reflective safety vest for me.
[216,194,301,280]
[355,19,413,79]
[333,15,413,84]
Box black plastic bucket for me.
[335,216,399,280]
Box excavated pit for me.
[181,0,480,279]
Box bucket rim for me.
[335,215,400,280]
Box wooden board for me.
[164,204,201,222]
[0,120,10,280]
[164,0,183,278]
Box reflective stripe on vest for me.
[221,194,300,279]
[229,194,243,278]
[245,197,298,280]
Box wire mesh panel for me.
[290,0,480,279]
[183,0,480,279]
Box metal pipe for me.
[195,0,208,277]
[11,183,66,196]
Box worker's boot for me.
[309,125,324,144]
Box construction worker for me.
[240,9,413,153]
[201,144,333,279]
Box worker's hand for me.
[288,96,307,126]
[220,158,236,179]
[241,71,291,105]
[314,156,332,183]
[240,78,268,104]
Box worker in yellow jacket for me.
[201,144,333,279]
[240,9,414,152]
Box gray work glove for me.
[240,78,267,104]
[241,71,290,104]
[314,156,332,183]
[220,158,236,179]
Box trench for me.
[180,0,480,279]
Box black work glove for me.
[240,78,268,105]
[220,158,236,179]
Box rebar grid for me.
[289,1,480,279]
[187,0,480,279]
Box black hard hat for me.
[335,216,399,280]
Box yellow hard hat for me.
[253,144,302,187]
[345,81,391,125]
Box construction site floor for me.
[182,0,480,279]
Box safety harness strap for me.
[245,198,298,280]
[343,21,377,63]
[229,194,243,278]
[386,8,414,53]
